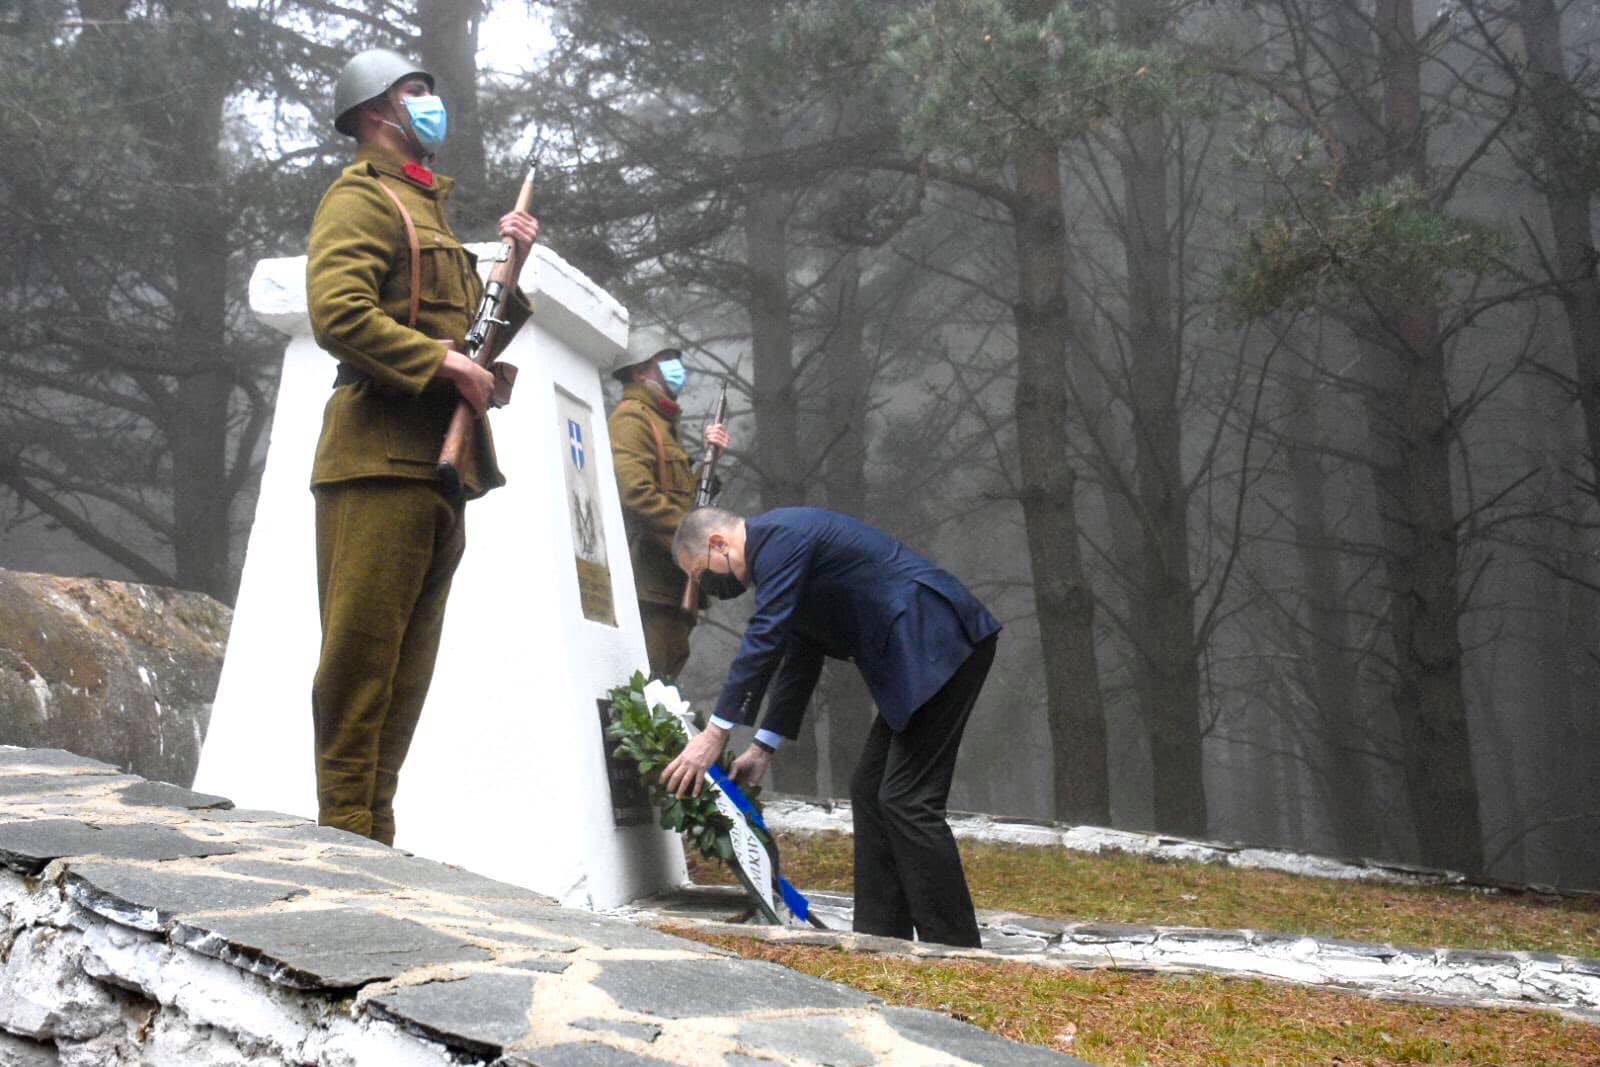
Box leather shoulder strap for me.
[374,179,421,329]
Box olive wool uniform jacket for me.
[714,507,1003,739]
[608,384,700,607]
[305,143,531,499]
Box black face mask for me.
[700,570,747,600]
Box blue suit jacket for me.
[714,508,1002,736]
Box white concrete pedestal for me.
[196,246,686,909]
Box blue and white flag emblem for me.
[568,419,585,470]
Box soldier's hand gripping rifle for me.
[436,160,537,498]
[679,380,730,611]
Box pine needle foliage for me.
[1223,177,1506,322]
[882,0,1169,165]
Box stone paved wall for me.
[0,747,1085,1066]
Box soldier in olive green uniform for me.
[306,49,539,844]
[609,331,730,679]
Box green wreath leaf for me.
[605,674,766,866]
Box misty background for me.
[3,0,1597,890]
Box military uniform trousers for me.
[639,602,696,681]
[312,478,465,844]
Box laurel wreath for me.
[605,671,765,864]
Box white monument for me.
[196,245,687,909]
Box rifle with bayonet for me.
[436,159,537,498]
[680,380,730,611]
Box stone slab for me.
[882,1007,1088,1066]
[592,958,874,1019]
[64,860,305,931]
[487,903,696,953]
[192,807,302,825]
[328,851,549,901]
[0,819,235,874]
[0,748,122,775]
[207,857,396,894]
[247,822,388,850]
[735,1015,875,1066]
[571,1017,662,1043]
[461,925,584,954]
[505,958,573,974]
[1069,922,1159,945]
[501,1045,676,1067]
[367,971,542,1057]
[171,906,493,989]
[0,774,133,801]
[116,781,232,811]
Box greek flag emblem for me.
[568,420,584,470]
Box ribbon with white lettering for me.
[706,764,821,927]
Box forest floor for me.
[667,926,1600,1066]
[679,832,1600,1065]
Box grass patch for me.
[669,927,1600,1066]
[687,832,1600,957]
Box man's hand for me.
[499,210,539,263]
[660,723,728,799]
[437,348,495,416]
[704,422,731,450]
[729,744,772,789]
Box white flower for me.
[642,679,698,736]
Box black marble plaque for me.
[596,699,653,828]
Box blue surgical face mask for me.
[402,94,448,152]
[657,357,686,396]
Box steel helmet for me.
[333,49,434,137]
[613,325,682,381]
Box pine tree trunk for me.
[742,103,815,795]
[1364,0,1483,872]
[1285,374,1377,857]
[1514,0,1600,500]
[1114,44,1206,836]
[820,247,873,797]
[165,0,235,602]
[1011,135,1110,825]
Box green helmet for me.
[333,48,433,137]
[613,326,681,381]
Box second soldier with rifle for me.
[608,330,731,680]
[305,48,537,844]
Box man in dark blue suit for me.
[660,506,1002,947]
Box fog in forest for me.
[3,0,1597,889]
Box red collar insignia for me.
[402,161,434,188]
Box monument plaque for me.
[558,390,616,626]
[595,698,653,828]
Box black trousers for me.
[849,633,997,947]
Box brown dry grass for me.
[687,831,1600,957]
[669,927,1600,1066]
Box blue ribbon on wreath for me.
[706,764,813,923]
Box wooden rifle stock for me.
[436,162,537,498]
[680,380,730,611]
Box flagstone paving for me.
[0,746,1089,1065]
